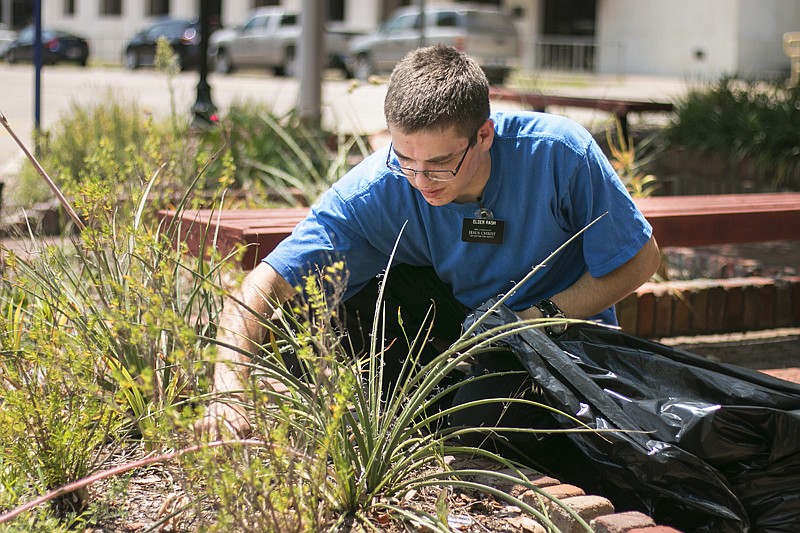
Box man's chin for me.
[424,197,451,206]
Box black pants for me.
[341,265,555,460]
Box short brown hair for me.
[384,45,490,140]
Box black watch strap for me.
[534,299,567,336]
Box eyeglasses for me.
[385,140,473,182]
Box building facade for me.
[6,0,798,79]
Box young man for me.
[197,45,660,440]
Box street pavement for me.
[0,62,692,180]
[0,64,388,178]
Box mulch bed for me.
[34,443,552,532]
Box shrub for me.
[11,97,371,218]
[665,77,800,190]
[0,252,590,530]
[0,163,240,525]
[0,281,121,519]
[12,93,210,211]
[180,234,596,531]
[201,102,372,206]
[605,119,660,198]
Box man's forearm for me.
[519,236,660,321]
[211,262,296,396]
[212,302,268,396]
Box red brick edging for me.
[468,465,683,532]
[617,276,800,338]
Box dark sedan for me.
[124,18,214,70]
[5,26,89,66]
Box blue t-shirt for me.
[265,111,652,325]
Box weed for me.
[12,94,199,215]
[11,95,370,216]
[0,202,596,532]
[154,37,181,135]
[2,158,241,446]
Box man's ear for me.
[477,119,494,150]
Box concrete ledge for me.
[659,327,800,370]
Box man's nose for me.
[408,171,436,184]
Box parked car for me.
[124,18,218,70]
[209,7,356,76]
[5,26,89,66]
[347,3,520,85]
[0,24,16,59]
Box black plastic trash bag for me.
[467,300,800,532]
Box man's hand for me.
[194,400,252,441]
[195,263,295,441]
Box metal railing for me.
[531,37,597,72]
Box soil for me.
[52,443,552,532]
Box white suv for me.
[347,3,519,85]
[209,7,351,76]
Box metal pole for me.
[298,0,323,126]
[33,0,42,154]
[1,0,11,28]
[418,0,426,48]
[192,0,217,127]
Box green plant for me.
[0,284,120,519]
[12,94,205,214]
[202,102,372,206]
[666,77,800,190]
[605,118,660,198]
[0,157,249,529]
[184,226,600,531]
[12,95,371,216]
[0,199,602,531]
[3,160,241,445]
[154,36,181,134]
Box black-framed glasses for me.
[386,141,473,182]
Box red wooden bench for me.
[159,207,310,270]
[637,192,800,247]
[157,192,800,270]
[489,86,674,138]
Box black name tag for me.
[461,217,505,244]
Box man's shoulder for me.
[330,147,396,201]
[492,111,593,154]
[317,147,413,217]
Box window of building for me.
[253,0,279,7]
[543,0,596,36]
[64,0,76,16]
[100,0,122,16]
[147,0,170,17]
[5,0,33,27]
[329,0,344,22]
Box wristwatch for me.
[534,299,567,336]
